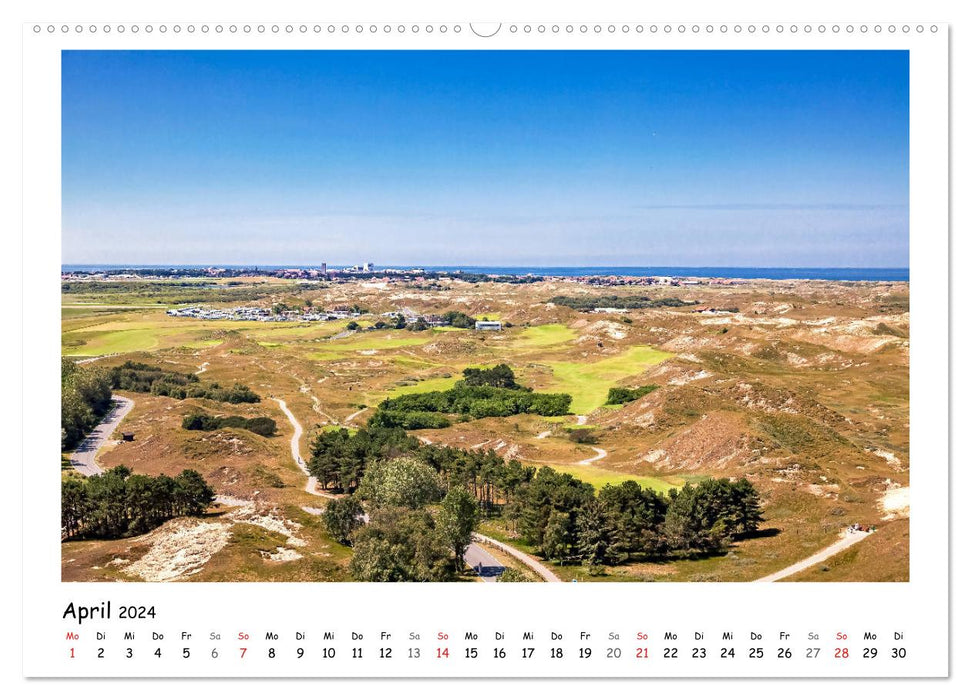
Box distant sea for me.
[61,264,910,282]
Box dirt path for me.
[755,530,872,582]
[74,353,118,365]
[69,395,135,476]
[577,446,608,465]
[344,407,368,425]
[272,397,335,500]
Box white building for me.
[474,320,502,331]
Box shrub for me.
[567,429,598,444]
[606,384,659,405]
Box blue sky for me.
[62,50,909,267]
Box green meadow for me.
[546,345,673,414]
[510,323,577,348]
[538,461,684,493]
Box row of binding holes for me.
[508,24,936,34]
[33,23,939,34]
[33,24,464,34]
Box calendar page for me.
[20,5,951,685]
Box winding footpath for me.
[577,446,608,465]
[275,399,560,582]
[272,398,334,505]
[755,530,872,582]
[69,395,134,476]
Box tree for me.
[346,321,360,331]
[541,510,573,564]
[174,469,215,516]
[437,488,479,570]
[322,496,365,545]
[61,359,113,449]
[462,364,521,389]
[576,500,610,565]
[664,482,730,554]
[349,508,455,582]
[358,456,441,509]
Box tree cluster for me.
[307,414,765,571]
[181,412,277,437]
[508,469,764,564]
[324,457,479,582]
[461,364,521,389]
[441,310,477,328]
[372,369,571,429]
[110,361,259,403]
[61,359,113,449]
[307,425,420,493]
[61,466,214,540]
[548,294,696,311]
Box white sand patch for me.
[263,547,302,562]
[872,449,902,467]
[880,486,910,520]
[358,349,377,355]
[641,449,668,465]
[231,504,307,547]
[214,495,253,507]
[124,520,233,582]
[536,430,552,440]
[786,353,809,366]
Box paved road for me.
[755,530,872,582]
[69,395,134,476]
[472,533,561,582]
[463,542,506,582]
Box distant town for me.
[61,262,732,288]
[167,304,505,331]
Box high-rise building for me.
[365,262,374,272]
[321,262,327,273]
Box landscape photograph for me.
[60,49,910,583]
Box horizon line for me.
[61,263,911,270]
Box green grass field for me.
[61,313,272,356]
[546,345,673,413]
[313,332,434,354]
[537,461,684,493]
[510,323,577,348]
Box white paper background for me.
[7,0,964,696]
